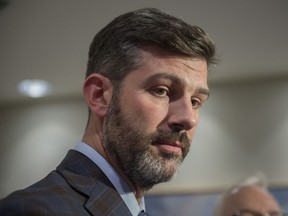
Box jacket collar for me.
[56,150,132,216]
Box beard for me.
[103,91,191,191]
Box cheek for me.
[123,97,168,129]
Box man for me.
[0,8,216,215]
[214,173,286,216]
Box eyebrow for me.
[196,86,210,98]
[145,73,210,97]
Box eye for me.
[191,98,202,109]
[151,87,169,97]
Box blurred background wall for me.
[0,97,87,197]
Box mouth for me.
[150,132,190,157]
[153,141,183,155]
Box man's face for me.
[103,46,209,190]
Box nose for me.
[167,97,198,132]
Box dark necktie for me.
[138,210,149,216]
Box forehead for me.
[140,46,207,70]
[128,46,208,86]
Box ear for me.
[83,73,113,118]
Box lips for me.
[161,141,183,148]
[153,138,183,147]
[154,141,183,154]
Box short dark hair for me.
[86,8,216,84]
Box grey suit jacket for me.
[0,150,132,216]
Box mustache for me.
[150,131,191,148]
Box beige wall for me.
[0,97,87,198]
[1,78,288,198]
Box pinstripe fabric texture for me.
[0,150,132,216]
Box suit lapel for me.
[85,178,132,215]
[57,150,132,216]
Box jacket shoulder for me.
[0,169,89,215]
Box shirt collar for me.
[75,141,145,216]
